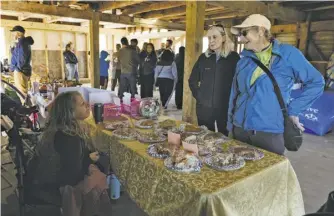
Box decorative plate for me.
[139,97,160,118]
[229,146,264,161]
[164,155,202,173]
[135,119,156,129]
[147,143,170,159]
[180,124,207,135]
[137,132,167,143]
[202,132,230,143]
[112,128,138,141]
[104,121,129,130]
[203,153,245,171]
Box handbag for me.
[251,57,303,151]
[155,66,164,87]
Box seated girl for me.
[26,91,111,215]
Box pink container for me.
[91,103,121,120]
[121,98,141,117]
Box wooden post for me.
[89,12,100,88]
[182,1,205,124]
[44,31,49,78]
[60,33,65,80]
[298,12,312,55]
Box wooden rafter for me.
[209,1,306,21]
[140,4,224,19]
[1,1,185,30]
[140,6,186,19]
[98,1,145,11]
[122,1,185,15]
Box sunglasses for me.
[239,27,257,37]
[209,24,226,34]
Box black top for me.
[54,131,92,186]
[189,51,240,109]
[63,50,78,64]
[140,52,157,76]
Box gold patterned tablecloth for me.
[87,116,305,216]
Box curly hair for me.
[38,91,91,155]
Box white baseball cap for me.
[231,14,271,35]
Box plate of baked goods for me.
[229,146,264,161]
[112,128,138,141]
[147,142,171,159]
[180,124,207,135]
[203,153,245,171]
[164,149,202,173]
[137,131,166,143]
[104,121,129,130]
[202,132,230,143]
[154,119,177,134]
[135,119,156,129]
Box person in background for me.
[99,50,110,90]
[111,44,122,95]
[63,42,79,82]
[325,51,334,89]
[189,24,239,136]
[130,38,141,54]
[175,46,185,110]
[26,91,112,213]
[157,43,166,59]
[154,49,178,109]
[119,37,140,98]
[9,25,34,103]
[141,42,148,55]
[228,14,324,155]
[140,43,157,98]
[166,39,175,58]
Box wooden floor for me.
[1,86,334,215]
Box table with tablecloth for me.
[86,116,305,216]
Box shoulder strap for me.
[250,57,288,118]
[157,66,164,77]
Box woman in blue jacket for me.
[228,14,324,155]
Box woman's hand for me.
[1,115,14,131]
[289,116,305,132]
[89,151,100,162]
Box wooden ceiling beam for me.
[1,1,185,30]
[205,12,243,21]
[208,1,306,21]
[98,1,145,11]
[140,6,186,19]
[122,1,185,15]
[140,4,224,19]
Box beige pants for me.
[14,71,30,103]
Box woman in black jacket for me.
[140,43,157,98]
[175,46,185,109]
[189,24,240,136]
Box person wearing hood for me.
[100,50,110,89]
[189,24,240,136]
[63,42,79,82]
[9,25,34,103]
[154,49,178,109]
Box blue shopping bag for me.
[291,90,334,136]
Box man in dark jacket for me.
[9,25,34,103]
[119,37,140,98]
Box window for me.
[99,34,107,52]
[236,37,244,54]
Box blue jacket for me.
[10,36,34,76]
[154,62,178,83]
[227,40,324,133]
[100,50,110,77]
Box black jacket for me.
[189,51,240,109]
[140,52,157,76]
[63,50,78,64]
